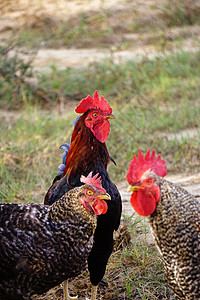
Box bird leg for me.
[91,285,97,300]
[85,285,98,300]
[63,279,78,300]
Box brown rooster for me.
[44,91,122,299]
[0,173,111,300]
[127,149,200,299]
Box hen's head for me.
[78,172,111,215]
[127,149,167,216]
[75,91,115,143]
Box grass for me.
[15,10,116,49]
[0,108,76,203]
[2,49,200,110]
[106,216,172,299]
[38,51,200,107]
[39,51,200,180]
[4,0,199,52]
[161,0,200,27]
[1,50,200,203]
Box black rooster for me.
[44,91,122,299]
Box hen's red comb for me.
[80,172,106,193]
[75,91,112,114]
[127,149,167,184]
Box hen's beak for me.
[105,113,116,120]
[96,193,111,200]
[127,185,144,192]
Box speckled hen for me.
[0,173,110,300]
[127,149,200,299]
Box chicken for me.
[127,149,200,299]
[44,91,122,299]
[0,172,111,300]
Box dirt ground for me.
[1,0,200,70]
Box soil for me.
[1,0,200,71]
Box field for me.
[0,0,200,299]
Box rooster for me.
[127,149,200,299]
[0,172,110,300]
[44,91,122,299]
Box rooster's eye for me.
[87,190,94,195]
[145,179,152,185]
[93,113,98,117]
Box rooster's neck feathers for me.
[63,113,110,181]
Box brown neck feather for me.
[63,112,110,181]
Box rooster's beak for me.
[97,193,111,200]
[127,185,144,192]
[105,113,116,120]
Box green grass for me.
[38,51,200,180]
[38,51,200,106]
[16,10,115,49]
[0,108,76,203]
[1,50,200,202]
[8,0,200,51]
[161,0,200,27]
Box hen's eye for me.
[87,190,94,195]
[93,113,98,117]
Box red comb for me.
[127,149,167,184]
[75,91,112,114]
[80,172,106,193]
